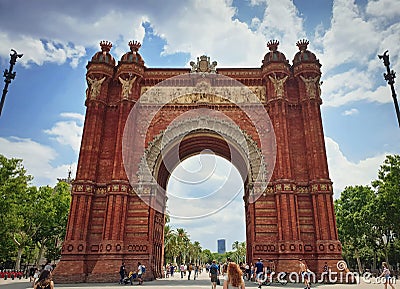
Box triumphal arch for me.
[55,39,342,282]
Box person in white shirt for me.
[137,262,144,285]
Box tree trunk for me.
[373,251,377,272]
[15,247,23,270]
[173,256,177,266]
[36,242,45,267]
[355,248,362,274]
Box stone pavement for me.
[0,272,397,289]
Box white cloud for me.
[0,136,77,187]
[169,193,246,251]
[0,32,86,68]
[319,0,379,71]
[167,155,243,219]
[0,112,83,187]
[257,0,306,58]
[317,0,400,107]
[0,2,147,67]
[59,112,85,122]
[325,136,387,198]
[145,0,266,67]
[44,113,84,154]
[167,155,246,250]
[366,0,400,20]
[342,108,359,116]
[0,0,306,69]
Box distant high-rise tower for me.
[217,239,226,254]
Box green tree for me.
[334,185,376,272]
[42,181,71,264]
[191,241,202,265]
[232,241,246,264]
[372,154,400,263]
[164,225,179,265]
[0,155,72,269]
[11,185,56,269]
[200,249,213,264]
[0,155,32,260]
[176,228,190,264]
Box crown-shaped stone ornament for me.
[100,40,112,53]
[296,39,309,51]
[267,40,279,51]
[129,40,141,52]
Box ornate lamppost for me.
[378,50,400,127]
[0,49,23,116]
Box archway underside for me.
[157,132,250,190]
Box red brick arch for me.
[54,40,342,283]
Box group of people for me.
[119,262,145,285]
[0,262,54,289]
[0,269,24,280]
[163,263,175,277]
[208,258,246,289]
[178,263,200,280]
[27,262,55,289]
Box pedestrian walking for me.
[44,262,53,272]
[322,262,329,283]
[137,262,145,285]
[378,262,395,289]
[299,258,310,289]
[119,262,126,284]
[209,260,219,289]
[29,267,36,283]
[255,258,264,289]
[34,270,54,289]
[188,263,192,280]
[244,263,250,281]
[223,262,245,289]
[33,268,40,286]
[194,264,199,280]
[180,263,184,278]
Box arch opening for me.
[166,153,246,252]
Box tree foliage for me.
[0,154,71,269]
[335,154,400,271]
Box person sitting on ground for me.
[34,270,54,289]
[223,262,245,289]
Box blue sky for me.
[0,0,399,251]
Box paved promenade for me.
[0,272,397,289]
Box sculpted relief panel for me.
[139,85,266,104]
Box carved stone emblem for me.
[190,55,217,73]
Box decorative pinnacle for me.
[100,41,112,53]
[267,40,279,52]
[129,40,142,52]
[296,39,309,51]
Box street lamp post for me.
[378,50,400,127]
[0,49,23,117]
